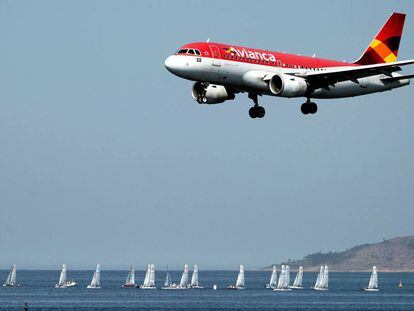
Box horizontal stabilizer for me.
[381,74,414,82]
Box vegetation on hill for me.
[264,236,414,272]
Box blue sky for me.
[0,0,413,270]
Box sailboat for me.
[191,265,203,289]
[177,264,190,289]
[290,266,304,289]
[161,266,175,289]
[313,265,328,291]
[228,265,245,289]
[363,266,379,292]
[265,265,278,289]
[55,264,76,288]
[274,265,291,291]
[122,265,136,288]
[398,280,404,288]
[3,264,19,287]
[140,264,156,289]
[87,264,101,289]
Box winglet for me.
[354,12,406,65]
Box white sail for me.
[140,264,155,288]
[89,264,100,288]
[149,264,155,287]
[235,265,245,288]
[4,264,17,286]
[292,266,303,287]
[277,265,285,288]
[164,272,172,287]
[58,264,67,286]
[322,265,329,289]
[314,266,324,289]
[368,266,378,289]
[179,264,189,287]
[143,265,150,287]
[125,265,135,285]
[191,265,199,287]
[285,265,290,288]
[277,265,288,289]
[269,266,277,287]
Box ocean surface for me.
[0,270,413,310]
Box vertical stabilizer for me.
[354,13,405,65]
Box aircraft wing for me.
[293,59,414,89]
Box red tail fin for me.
[354,12,405,65]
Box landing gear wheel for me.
[301,101,318,115]
[249,106,266,119]
[249,107,257,119]
[201,96,208,104]
[257,106,265,118]
[301,103,310,115]
[310,102,318,114]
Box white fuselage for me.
[165,55,410,99]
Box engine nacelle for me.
[269,74,308,98]
[192,82,235,104]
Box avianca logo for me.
[224,47,276,62]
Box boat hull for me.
[290,286,303,289]
[273,288,292,291]
[122,284,137,288]
[87,285,100,289]
[363,288,379,292]
[3,284,20,287]
[227,286,245,290]
[55,281,76,288]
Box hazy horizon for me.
[1,0,414,270]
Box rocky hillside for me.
[264,236,414,272]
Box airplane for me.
[165,12,414,118]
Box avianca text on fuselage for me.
[224,47,277,62]
[165,12,413,119]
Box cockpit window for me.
[176,48,201,56]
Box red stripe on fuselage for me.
[179,42,356,69]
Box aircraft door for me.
[210,45,221,67]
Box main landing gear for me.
[301,99,318,115]
[248,93,265,119]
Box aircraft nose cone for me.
[164,55,176,73]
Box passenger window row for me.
[222,54,327,70]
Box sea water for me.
[0,270,413,310]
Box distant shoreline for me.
[263,236,414,272]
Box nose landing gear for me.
[248,93,265,119]
[195,82,208,104]
[301,99,318,115]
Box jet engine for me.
[192,82,235,104]
[269,73,308,98]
